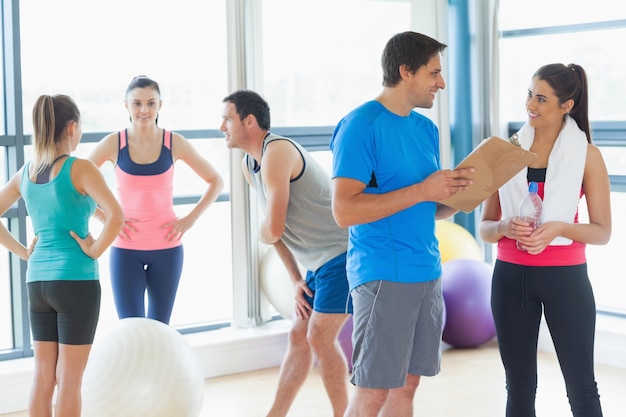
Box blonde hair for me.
[31,94,80,175]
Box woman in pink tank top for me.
[88,75,224,324]
[479,64,610,417]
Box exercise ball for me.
[259,247,297,319]
[82,318,204,417]
[435,220,482,264]
[441,259,495,348]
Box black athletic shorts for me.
[27,280,101,345]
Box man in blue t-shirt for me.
[330,31,474,417]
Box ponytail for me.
[568,64,591,143]
[31,94,80,175]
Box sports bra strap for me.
[164,129,171,150]
[119,129,127,148]
[118,129,170,149]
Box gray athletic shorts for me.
[350,279,443,389]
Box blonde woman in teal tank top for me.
[0,95,123,417]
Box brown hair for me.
[381,31,447,88]
[31,94,80,175]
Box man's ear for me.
[399,64,413,80]
[243,113,257,127]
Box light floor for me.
[3,341,625,416]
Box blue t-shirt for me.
[21,157,98,282]
[330,100,442,291]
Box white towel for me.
[499,115,587,246]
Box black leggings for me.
[491,261,603,417]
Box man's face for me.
[406,54,446,109]
[220,102,246,149]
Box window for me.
[498,0,626,315]
[19,0,229,133]
[0,0,231,359]
[260,0,412,127]
[0,219,11,351]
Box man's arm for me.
[257,140,302,244]
[272,239,313,319]
[332,168,474,227]
[257,140,313,318]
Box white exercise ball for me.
[82,318,204,417]
[259,247,298,319]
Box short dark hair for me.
[381,31,447,87]
[222,89,271,130]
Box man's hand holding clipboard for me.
[440,136,539,213]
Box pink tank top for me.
[497,181,586,266]
[113,129,179,250]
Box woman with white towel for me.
[479,63,611,417]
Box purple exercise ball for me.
[441,259,496,348]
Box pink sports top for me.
[497,171,586,267]
[113,129,180,250]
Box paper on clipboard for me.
[441,136,538,213]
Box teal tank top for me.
[21,157,98,282]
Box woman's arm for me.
[70,159,124,258]
[0,170,33,260]
[164,133,224,241]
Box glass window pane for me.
[499,0,626,30]
[261,0,411,126]
[19,0,228,133]
[174,138,231,197]
[170,202,233,327]
[498,29,626,125]
[599,147,626,176]
[0,148,14,350]
[0,219,12,350]
[0,78,4,136]
[0,147,7,184]
[580,193,626,314]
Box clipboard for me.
[440,136,538,213]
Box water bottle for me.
[517,181,542,250]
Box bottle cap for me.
[529,182,538,193]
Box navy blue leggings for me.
[491,260,603,417]
[109,246,184,324]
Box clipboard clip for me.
[509,133,521,147]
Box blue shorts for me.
[303,252,352,314]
